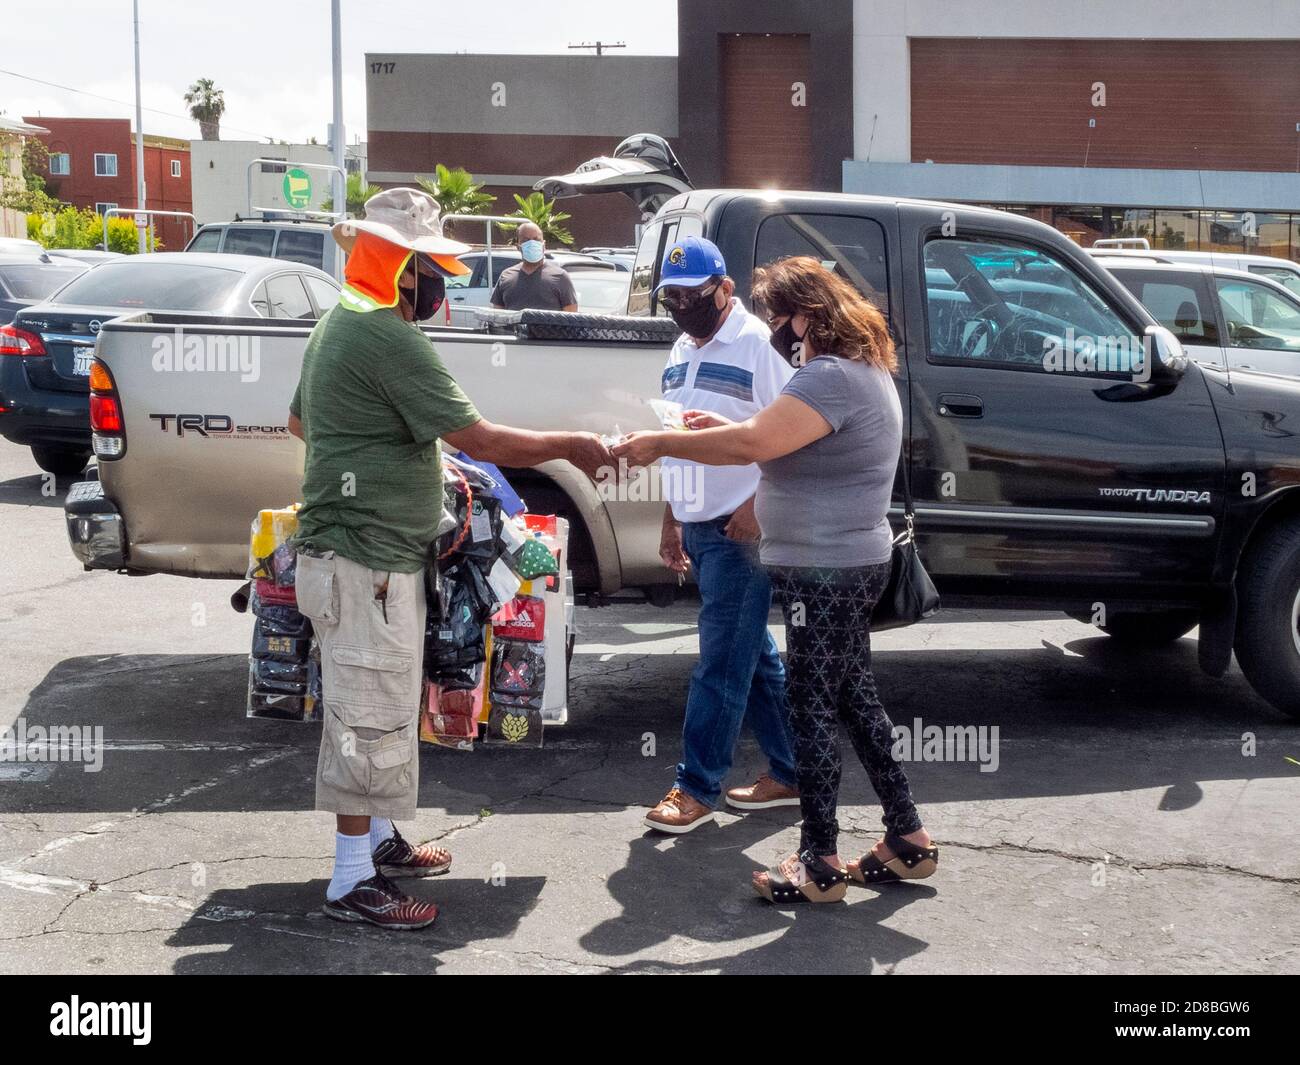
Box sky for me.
[1,0,678,146]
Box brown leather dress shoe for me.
[725,773,800,811]
[644,786,716,834]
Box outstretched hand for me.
[610,430,664,468]
[682,409,731,430]
[567,432,616,480]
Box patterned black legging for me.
[768,563,923,856]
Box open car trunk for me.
[533,134,693,219]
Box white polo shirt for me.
[659,297,794,523]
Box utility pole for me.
[132,0,147,252]
[568,41,626,57]
[330,0,345,279]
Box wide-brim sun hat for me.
[332,186,471,275]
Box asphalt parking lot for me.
[1,440,1298,975]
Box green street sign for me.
[283,167,312,210]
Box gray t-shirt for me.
[490,261,577,311]
[755,354,902,568]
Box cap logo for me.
[668,245,686,266]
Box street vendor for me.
[287,187,611,931]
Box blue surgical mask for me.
[520,239,544,263]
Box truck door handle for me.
[938,393,983,418]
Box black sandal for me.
[753,850,848,904]
[849,832,938,885]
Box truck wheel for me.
[1099,610,1199,645]
[1235,523,1300,719]
[31,446,90,478]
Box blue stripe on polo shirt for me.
[693,361,753,402]
[662,363,689,393]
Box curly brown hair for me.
[751,256,897,373]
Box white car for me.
[1089,241,1300,298]
[1099,257,1300,377]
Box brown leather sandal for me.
[849,831,938,885]
[753,850,848,905]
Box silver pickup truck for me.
[64,307,680,592]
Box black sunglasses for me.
[659,282,719,311]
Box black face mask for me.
[666,292,724,339]
[770,318,807,366]
[411,272,445,321]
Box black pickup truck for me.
[67,171,1300,719]
[595,178,1300,719]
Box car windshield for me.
[48,261,244,310]
[0,263,86,300]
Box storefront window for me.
[1111,208,1154,242]
[1201,211,1249,253]
[1245,212,1292,260]
[1152,210,1198,251]
[1052,206,1104,247]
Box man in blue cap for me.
[643,236,800,833]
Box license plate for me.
[72,348,94,376]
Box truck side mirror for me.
[1145,324,1187,381]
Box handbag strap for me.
[896,445,916,536]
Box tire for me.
[1099,610,1199,645]
[1235,522,1300,719]
[31,445,90,478]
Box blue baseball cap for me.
[654,236,727,291]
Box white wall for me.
[189,141,337,223]
[852,0,1300,163]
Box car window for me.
[0,263,86,300]
[187,228,223,253]
[754,213,890,316]
[262,274,315,319]
[445,256,473,290]
[924,237,1136,372]
[570,272,631,314]
[50,262,244,311]
[1215,277,1300,352]
[223,228,276,256]
[628,213,704,317]
[303,276,339,315]
[1247,265,1300,299]
[482,252,519,288]
[274,229,325,267]
[1111,269,1219,346]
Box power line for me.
[0,67,285,142]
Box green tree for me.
[27,206,157,253]
[184,78,225,141]
[1,138,61,216]
[416,164,495,235]
[501,191,574,246]
[320,172,382,216]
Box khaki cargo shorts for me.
[294,550,427,821]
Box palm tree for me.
[502,191,574,246]
[416,164,495,235]
[321,172,382,216]
[184,79,225,141]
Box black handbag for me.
[871,453,941,631]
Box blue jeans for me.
[676,518,797,807]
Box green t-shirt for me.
[290,305,480,573]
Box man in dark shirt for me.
[490,222,578,312]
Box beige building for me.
[0,116,49,239]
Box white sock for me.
[369,817,396,852]
[326,830,375,901]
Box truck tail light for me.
[0,324,46,356]
[88,357,126,458]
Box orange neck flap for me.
[341,231,412,312]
